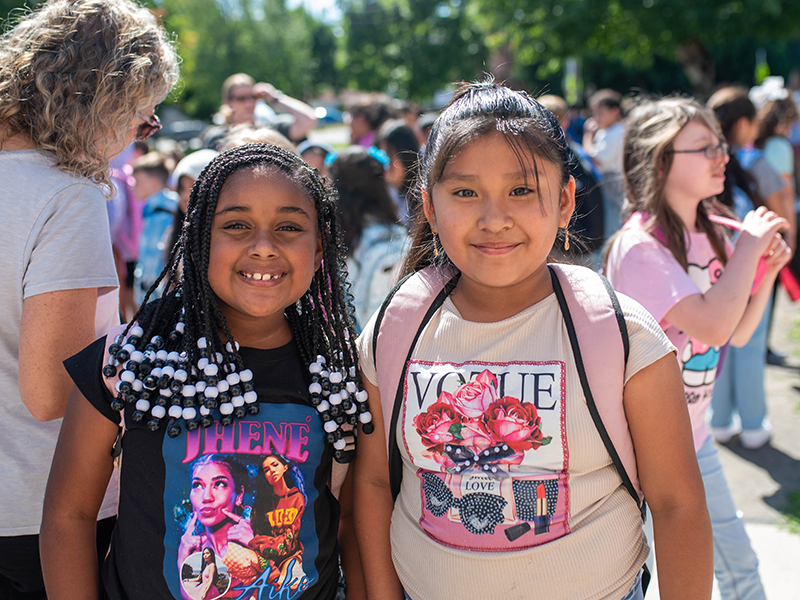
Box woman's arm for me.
[253,82,318,142]
[19,288,99,421]
[624,353,713,600]
[40,390,119,600]
[353,376,403,600]
[338,464,367,600]
[664,207,787,346]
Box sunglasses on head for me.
[135,113,161,141]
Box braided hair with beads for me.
[102,143,373,463]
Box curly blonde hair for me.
[0,0,179,191]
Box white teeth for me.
[242,272,282,280]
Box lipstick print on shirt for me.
[403,362,569,552]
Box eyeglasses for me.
[229,94,257,103]
[669,142,729,160]
[135,113,161,141]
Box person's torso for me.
[98,342,340,600]
[390,295,647,600]
[0,149,118,534]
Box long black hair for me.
[119,144,365,460]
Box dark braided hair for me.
[107,143,370,461]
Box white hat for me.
[172,149,219,185]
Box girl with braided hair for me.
[41,143,373,600]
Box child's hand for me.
[737,206,789,257]
[762,232,793,275]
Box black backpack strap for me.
[548,267,644,519]
[599,273,630,366]
[386,274,459,502]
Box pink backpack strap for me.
[373,265,458,455]
[549,264,642,508]
[373,263,641,510]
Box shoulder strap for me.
[548,264,643,514]
[373,265,459,501]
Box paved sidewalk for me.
[648,289,800,599]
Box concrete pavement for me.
[648,288,800,599]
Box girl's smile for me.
[208,167,322,348]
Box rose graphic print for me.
[413,369,552,471]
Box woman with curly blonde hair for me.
[0,1,178,597]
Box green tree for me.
[475,0,800,101]
[158,0,322,119]
[0,0,38,24]
[340,0,488,101]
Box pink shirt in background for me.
[606,227,729,451]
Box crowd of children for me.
[4,1,800,600]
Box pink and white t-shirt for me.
[606,227,729,451]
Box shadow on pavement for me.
[721,442,800,515]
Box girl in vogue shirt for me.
[354,82,713,600]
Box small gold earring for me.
[433,233,439,258]
[563,229,570,252]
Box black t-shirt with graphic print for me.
[65,336,339,600]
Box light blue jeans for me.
[710,299,771,431]
[697,435,766,600]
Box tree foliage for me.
[473,0,800,99]
[2,0,799,117]
[158,0,324,118]
[340,0,488,101]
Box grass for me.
[781,490,800,535]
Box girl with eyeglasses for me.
[604,96,790,600]
[0,0,178,596]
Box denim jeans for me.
[697,435,766,600]
[711,300,771,431]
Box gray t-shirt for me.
[748,155,785,201]
[0,150,120,535]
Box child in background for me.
[297,141,332,178]
[605,96,790,600]
[354,82,712,600]
[167,149,220,258]
[328,146,408,331]
[583,88,626,239]
[41,144,372,600]
[375,119,420,228]
[132,151,179,305]
[707,93,799,448]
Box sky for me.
[289,0,342,22]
